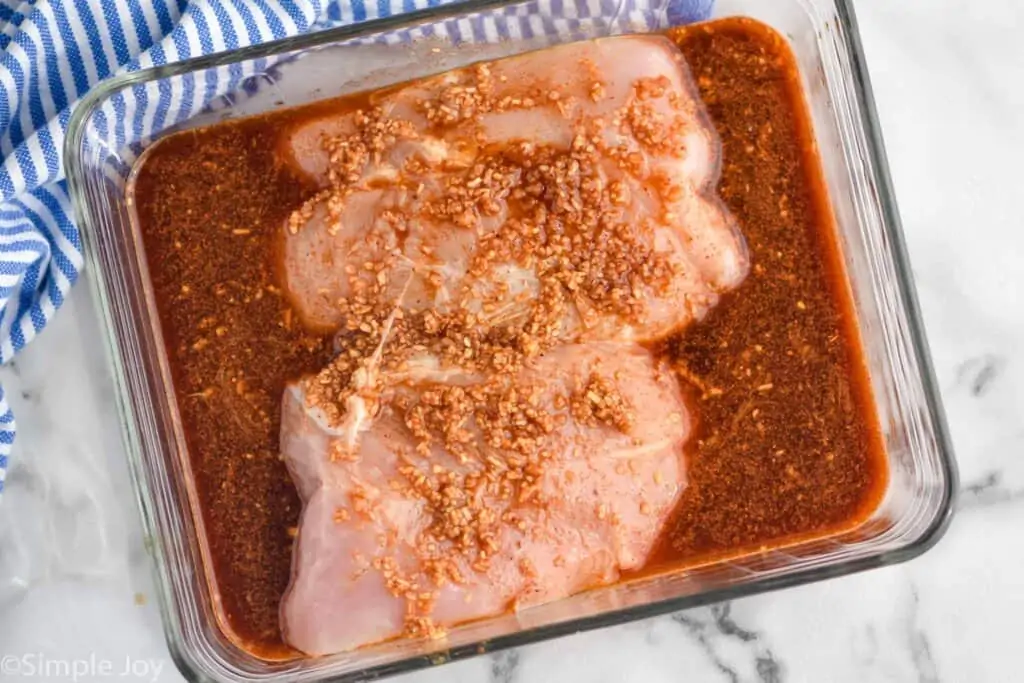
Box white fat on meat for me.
[279,343,689,655]
[280,34,747,342]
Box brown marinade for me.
[128,17,886,657]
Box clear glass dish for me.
[65,0,957,681]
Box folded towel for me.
[0,0,713,495]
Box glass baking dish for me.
[65,0,957,681]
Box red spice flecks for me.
[128,18,886,659]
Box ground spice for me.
[130,123,331,658]
[129,17,886,658]
[650,19,887,563]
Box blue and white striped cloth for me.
[0,0,713,495]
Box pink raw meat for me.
[280,342,689,655]
[279,34,746,343]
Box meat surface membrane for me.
[281,34,746,344]
[280,343,689,655]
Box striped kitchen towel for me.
[0,0,713,495]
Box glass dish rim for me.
[63,0,959,680]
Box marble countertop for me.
[2,0,1022,681]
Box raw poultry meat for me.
[277,34,748,656]
[280,343,689,655]
[279,34,746,344]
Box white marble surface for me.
[2,0,1023,681]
